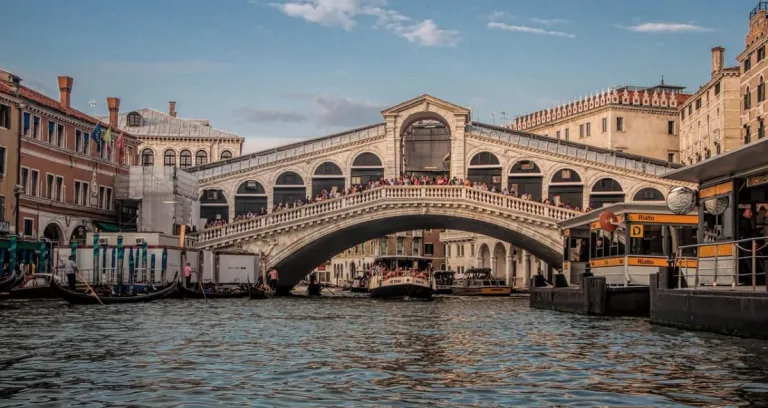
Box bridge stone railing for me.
[196,186,580,248]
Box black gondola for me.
[9,274,58,299]
[178,283,250,299]
[50,274,179,305]
[0,273,24,292]
[249,285,271,299]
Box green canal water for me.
[1,296,767,407]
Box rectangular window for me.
[424,243,434,255]
[57,124,65,147]
[579,124,584,138]
[586,122,591,137]
[601,117,607,132]
[20,168,29,194]
[46,174,54,199]
[470,244,475,257]
[714,82,721,95]
[74,181,81,205]
[412,240,419,256]
[0,146,5,176]
[556,130,560,139]
[0,195,4,222]
[746,125,751,144]
[55,176,63,202]
[33,116,41,139]
[75,130,83,153]
[564,128,569,141]
[29,170,39,197]
[0,104,10,129]
[759,46,766,62]
[22,112,30,136]
[667,120,675,135]
[74,181,89,206]
[23,218,34,237]
[745,55,752,72]
[695,99,701,110]
[616,117,624,131]
[760,119,765,140]
[396,237,403,255]
[47,121,56,144]
[688,105,692,115]
[667,152,675,163]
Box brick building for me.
[0,71,140,248]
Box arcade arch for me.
[508,160,543,200]
[633,187,664,201]
[468,152,502,190]
[43,222,64,245]
[351,153,384,186]
[235,180,268,216]
[548,168,583,209]
[589,178,624,209]
[492,242,507,280]
[200,189,229,223]
[312,162,345,196]
[273,171,306,206]
[399,113,451,178]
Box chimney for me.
[107,97,121,129]
[58,76,73,108]
[711,46,725,78]
[169,101,176,117]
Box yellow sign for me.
[563,262,570,271]
[590,257,624,268]
[626,214,698,224]
[630,224,644,238]
[700,181,732,199]
[627,257,669,267]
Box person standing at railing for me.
[64,256,77,290]
[739,207,758,285]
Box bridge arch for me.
[264,205,563,288]
[350,152,384,186]
[312,161,345,197]
[547,167,584,209]
[467,151,502,190]
[478,243,491,268]
[235,180,267,216]
[273,171,306,207]
[507,159,543,200]
[589,177,624,209]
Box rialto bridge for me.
[188,95,688,288]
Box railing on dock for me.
[674,236,768,291]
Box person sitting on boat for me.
[64,256,77,290]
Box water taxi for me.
[451,268,512,296]
[433,270,455,294]
[368,270,433,299]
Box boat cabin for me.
[454,268,507,287]
[559,202,698,286]
[664,138,768,288]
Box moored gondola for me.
[9,274,58,299]
[50,274,179,305]
[249,285,271,299]
[178,282,249,299]
[0,273,24,292]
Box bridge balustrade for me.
[196,185,581,246]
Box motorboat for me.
[346,276,369,293]
[433,270,456,294]
[369,270,433,300]
[451,268,513,296]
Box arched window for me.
[469,152,500,166]
[508,160,543,200]
[200,189,229,223]
[633,188,664,201]
[468,152,502,190]
[589,178,624,209]
[705,149,711,159]
[235,180,267,216]
[196,150,208,166]
[141,149,154,167]
[548,168,583,209]
[716,142,721,154]
[313,162,345,196]
[274,171,306,206]
[314,162,343,176]
[164,149,176,167]
[745,86,752,110]
[759,76,766,103]
[220,150,233,160]
[127,112,142,127]
[276,171,304,185]
[179,149,192,168]
[352,152,382,167]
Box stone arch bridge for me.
[189,94,689,287]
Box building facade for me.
[509,84,690,162]
[0,71,21,234]
[739,2,768,146]
[679,47,741,165]
[103,102,244,170]
[0,73,141,248]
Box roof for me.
[100,108,244,140]
[558,202,681,229]
[0,79,124,133]
[663,137,768,184]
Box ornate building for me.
[0,71,140,245]
[678,47,741,165]
[509,84,691,162]
[739,2,768,146]
[103,101,244,169]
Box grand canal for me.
[1,296,768,407]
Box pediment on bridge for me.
[381,94,471,118]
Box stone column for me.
[383,115,398,179]
[451,114,467,178]
[524,251,532,288]
[491,256,498,278]
[506,255,514,286]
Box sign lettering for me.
[630,225,644,238]
[0,221,10,235]
[627,214,698,224]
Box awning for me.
[93,221,121,232]
[0,238,45,251]
[663,138,768,184]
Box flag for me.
[103,127,112,144]
[91,123,103,145]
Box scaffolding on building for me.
[114,167,200,235]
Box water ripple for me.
[1,297,768,406]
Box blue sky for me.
[2,0,758,152]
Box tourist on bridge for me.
[268,268,279,290]
[64,256,77,290]
[184,263,192,288]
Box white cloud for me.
[488,22,575,39]
[270,0,459,46]
[618,22,713,33]
[489,11,512,21]
[530,18,568,26]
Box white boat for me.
[368,272,433,300]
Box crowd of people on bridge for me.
[203,175,590,229]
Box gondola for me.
[249,285,271,299]
[0,273,24,292]
[50,274,179,305]
[9,274,58,299]
[178,282,250,299]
